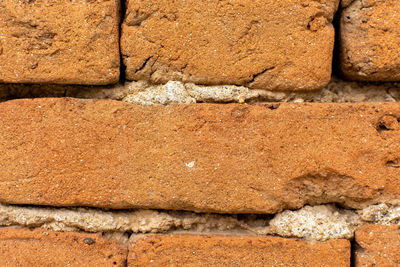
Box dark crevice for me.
[0,202,276,217]
[247,67,275,85]
[118,0,127,84]
[134,56,152,73]
[377,124,390,133]
[265,103,281,110]
[386,159,400,168]
[350,238,359,267]
[331,0,343,79]
[0,200,378,218]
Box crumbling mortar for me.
[0,202,399,242]
[1,77,400,104]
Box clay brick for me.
[0,0,120,85]
[340,0,400,81]
[1,99,400,213]
[128,234,350,266]
[121,0,339,91]
[355,225,400,266]
[0,227,127,266]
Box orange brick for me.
[121,0,339,90]
[1,99,400,213]
[355,225,400,266]
[0,0,120,85]
[128,234,350,266]
[340,0,400,81]
[0,228,127,267]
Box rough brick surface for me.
[0,227,127,266]
[121,0,339,91]
[128,234,350,266]
[355,225,400,266]
[340,0,400,81]
[1,99,400,213]
[0,0,120,85]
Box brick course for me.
[128,234,350,266]
[1,98,400,213]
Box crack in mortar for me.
[1,77,400,104]
[0,203,267,236]
[1,202,399,241]
[122,78,400,105]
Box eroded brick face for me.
[1,99,400,213]
[355,225,400,266]
[121,0,339,91]
[0,228,127,266]
[128,234,350,266]
[0,0,120,85]
[340,0,400,81]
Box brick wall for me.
[1,0,400,266]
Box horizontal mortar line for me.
[0,202,399,242]
[0,201,272,215]
[1,77,400,104]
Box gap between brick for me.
[0,202,399,242]
[1,77,400,104]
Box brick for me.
[1,99,400,213]
[340,0,400,81]
[0,0,120,85]
[121,0,339,91]
[0,227,127,266]
[128,234,350,266]
[355,225,400,266]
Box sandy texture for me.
[121,0,339,91]
[0,0,120,85]
[359,203,400,224]
[267,205,362,241]
[2,99,400,213]
[0,204,249,234]
[355,225,400,266]
[128,234,350,266]
[0,227,127,266]
[340,0,400,81]
[123,78,400,105]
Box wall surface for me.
[1,0,400,266]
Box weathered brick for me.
[340,0,400,81]
[121,0,339,91]
[128,234,350,266]
[1,99,400,213]
[0,0,120,85]
[355,225,400,266]
[0,227,127,266]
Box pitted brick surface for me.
[128,234,350,266]
[0,228,127,266]
[121,0,339,91]
[355,225,400,266]
[1,99,400,213]
[0,0,120,85]
[340,0,400,81]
